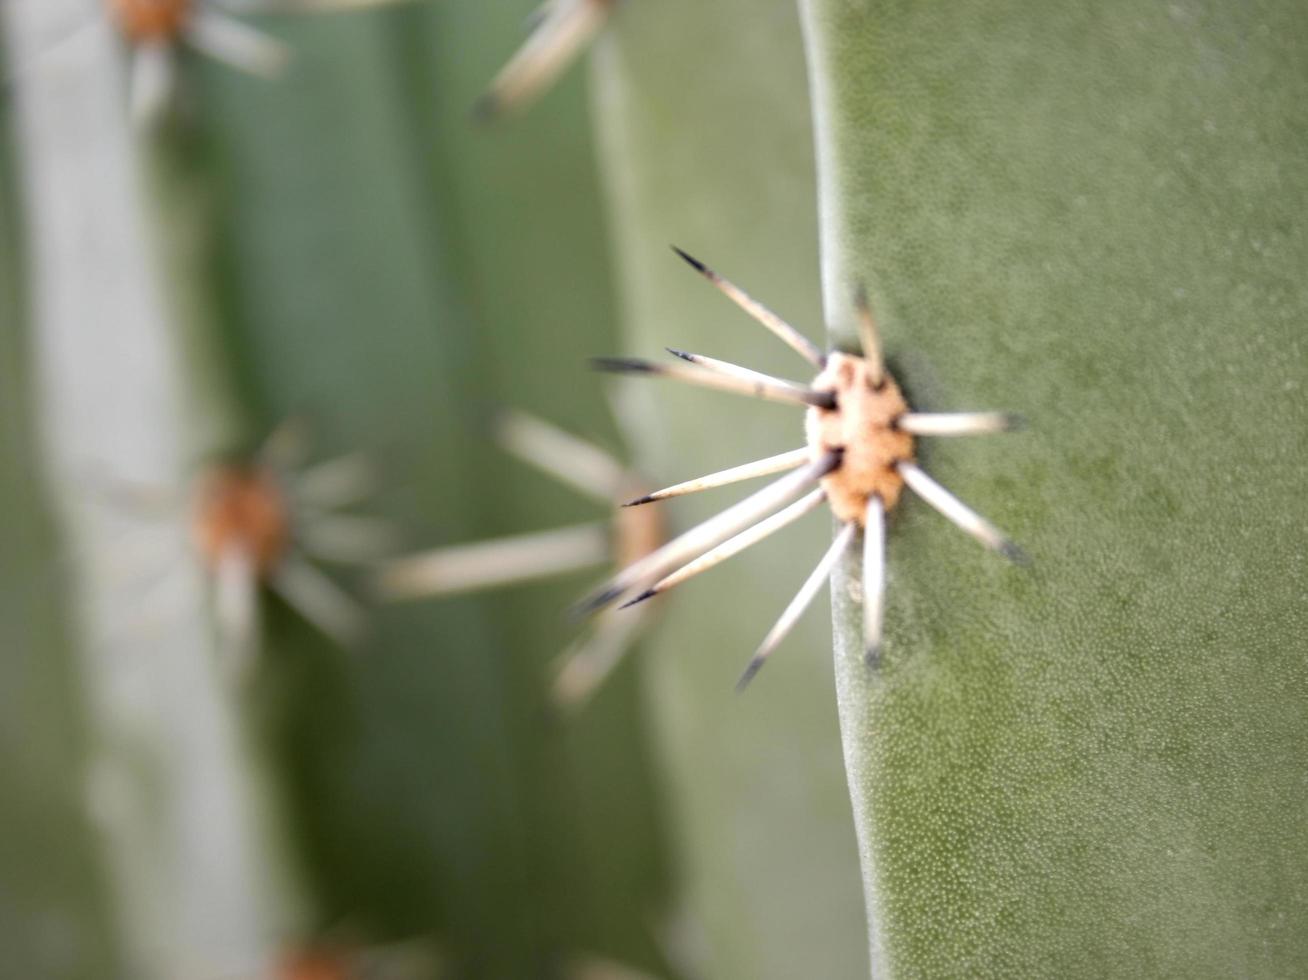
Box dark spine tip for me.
[521,5,549,33]
[590,357,655,375]
[470,91,501,123]
[1000,540,1031,567]
[1003,412,1028,432]
[569,585,624,621]
[483,405,515,440]
[863,644,882,669]
[813,390,838,411]
[853,283,870,311]
[734,657,765,693]
[665,347,694,362]
[622,494,655,508]
[670,245,707,274]
[618,589,657,610]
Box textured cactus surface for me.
[594,0,1308,977]
[800,1,1308,976]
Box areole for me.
[587,248,1026,686]
[192,462,290,578]
[108,0,192,43]
[806,351,915,524]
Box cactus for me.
[2,0,670,975]
[3,0,298,974]
[588,3,871,977]
[594,0,1308,976]
[5,0,1307,977]
[797,1,1308,974]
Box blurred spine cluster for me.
[2,1,639,977]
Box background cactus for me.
[3,0,1307,978]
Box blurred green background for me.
[3,2,683,976]
[3,0,858,976]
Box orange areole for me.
[277,948,351,980]
[192,463,291,577]
[805,351,916,525]
[108,0,192,43]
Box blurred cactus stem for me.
[3,1,303,976]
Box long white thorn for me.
[665,347,821,394]
[897,412,1023,437]
[624,447,809,507]
[664,348,837,408]
[592,357,831,409]
[474,0,611,119]
[622,488,826,607]
[496,409,627,504]
[213,545,259,678]
[377,522,610,601]
[128,42,175,130]
[897,461,1027,564]
[269,552,366,647]
[520,1,555,35]
[296,513,401,564]
[854,286,885,385]
[551,605,652,712]
[256,415,313,470]
[575,453,840,616]
[671,247,825,367]
[291,452,377,510]
[86,464,179,518]
[186,9,290,79]
[737,521,857,691]
[863,496,886,667]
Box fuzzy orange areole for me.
[806,351,916,525]
[108,0,193,43]
[277,947,350,980]
[192,463,291,576]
